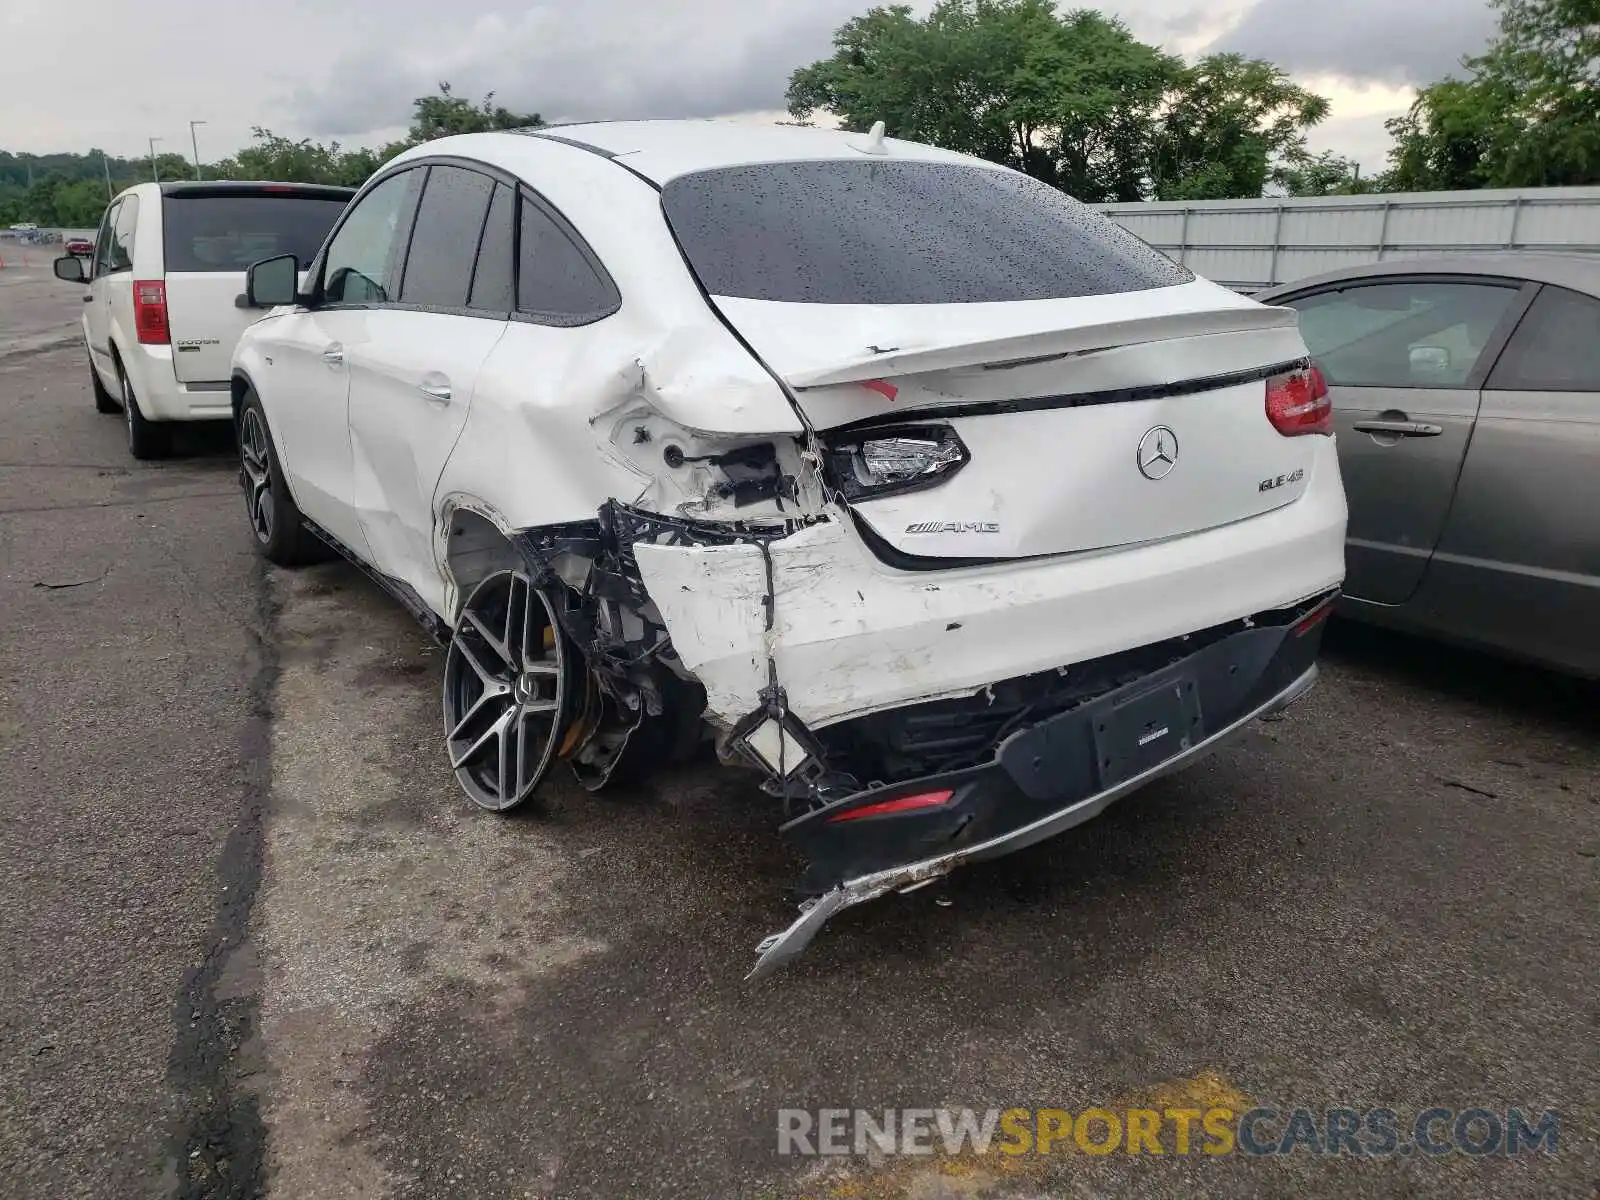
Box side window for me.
[517,195,618,324]
[399,165,496,308]
[322,169,423,305]
[110,196,139,271]
[467,183,515,312]
[1486,286,1600,392]
[1286,280,1518,388]
[92,201,120,277]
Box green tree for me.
[1381,79,1505,190]
[787,1,1045,170]
[1272,149,1372,196]
[1014,10,1180,199]
[1475,0,1600,184]
[408,81,545,141]
[1,82,548,220]
[1381,0,1599,189]
[788,2,1327,201]
[210,129,390,187]
[1150,53,1330,200]
[787,0,1180,198]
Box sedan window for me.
[662,160,1191,305]
[517,197,618,324]
[400,165,496,309]
[467,183,515,313]
[1486,286,1600,392]
[322,169,422,305]
[1287,281,1518,388]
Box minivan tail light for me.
[1265,363,1331,436]
[133,280,170,344]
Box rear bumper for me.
[748,606,1329,979]
[121,346,232,421]
[633,436,1346,730]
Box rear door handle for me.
[417,373,452,403]
[321,343,344,367]
[1352,420,1442,437]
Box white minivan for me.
[55,181,353,458]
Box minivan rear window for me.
[661,160,1192,305]
[162,193,350,273]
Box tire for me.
[116,358,171,460]
[236,388,325,566]
[90,358,121,414]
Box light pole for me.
[148,137,163,183]
[189,120,206,180]
[101,150,113,200]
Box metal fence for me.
[1099,186,1600,292]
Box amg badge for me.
[905,521,1000,534]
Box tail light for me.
[1265,364,1331,436]
[133,279,169,344]
[822,424,969,500]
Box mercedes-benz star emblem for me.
[1136,425,1179,480]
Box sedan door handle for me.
[1352,420,1442,437]
[321,343,345,367]
[417,373,452,403]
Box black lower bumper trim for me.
[783,599,1331,892]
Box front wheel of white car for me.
[443,570,584,812]
[237,389,325,566]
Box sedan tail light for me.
[822,424,969,500]
[133,279,170,345]
[1265,363,1331,436]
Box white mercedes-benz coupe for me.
[231,121,1347,976]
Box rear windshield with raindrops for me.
[661,160,1192,305]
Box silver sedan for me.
[1258,254,1599,678]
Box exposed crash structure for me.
[230,121,1348,979]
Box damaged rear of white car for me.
[230,123,1347,979]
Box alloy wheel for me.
[239,407,275,545]
[443,570,573,811]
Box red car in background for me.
[64,236,94,256]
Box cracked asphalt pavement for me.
[0,288,1596,1198]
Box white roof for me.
[499,119,989,185]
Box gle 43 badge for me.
[1258,468,1305,493]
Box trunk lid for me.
[160,186,351,384]
[658,156,1320,564]
[717,281,1318,561]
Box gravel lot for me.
[0,287,1595,1199]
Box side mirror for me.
[245,254,299,308]
[53,255,88,284]
[1409,345,1451,380]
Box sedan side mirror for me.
[245,254,299,308]
[53,255,87,284]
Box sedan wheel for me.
[443,570,580,811]
[239,406,275,546]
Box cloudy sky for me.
[2,0,1497,174]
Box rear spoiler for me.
[784,304,1299,389]
[159,182,357,201]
